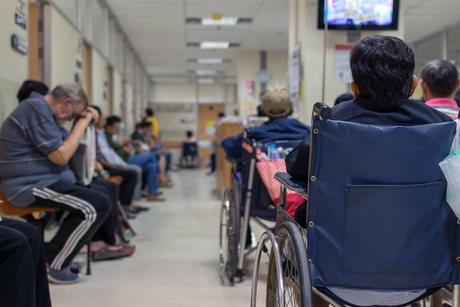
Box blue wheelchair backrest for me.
[182,142,198,156]
[307,116,460,290]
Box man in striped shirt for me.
[420,59,460,119]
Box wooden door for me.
[197,104,225,168]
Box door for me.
[197,104,225,168]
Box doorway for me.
[197,104,225,168]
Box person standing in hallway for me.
[420,59,460,119]
[0,83,111,284]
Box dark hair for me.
[145,108,154,117]
[421,59,459,98]
[350,35,415,110]
[17,80,49,102]
[91,105,102,116]
[186,130,193,138]
[140,121,152,129]
[105,115,122,127]
[334,93,354,106]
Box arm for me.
[47,108,95,166]
[285,137,310,183]
[221,133,244,161]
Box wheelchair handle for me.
[313,102,332,119]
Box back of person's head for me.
[420,59,459,98]
[350,35,415,110]
[334,93,354,106]
[186,130,193,138]
[51,83,88,106]
[106,115,122,127]
[261,85,292,118]
[140,121,152,129]
[145,108,154,117]
[17,80,49,103]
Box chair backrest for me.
[182,142,198,157]
[307,115,459,290]
[241,139,301,218]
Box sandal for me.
[91,244,134,261]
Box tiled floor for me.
[49,169,270,307]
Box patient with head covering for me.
[221,84,310,161]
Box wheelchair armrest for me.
[274,172,308,193]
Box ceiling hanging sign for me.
[11,34,28,54]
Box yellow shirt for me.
[147,117,160,145]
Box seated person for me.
[0,217,52,306]
[181,130,198,167]
[420,59,460,119]
[92,109,152,209]
[0,83,111,284]
[285,35,452,306]
[104,116,167,200]
[222,84,311,161]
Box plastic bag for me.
[439,120,460,218]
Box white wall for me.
[150,82,236,140]
[123,82,135,135]
[0,0,29,122]
[46,5,82,88]
[289,0,404,122]
[236,51,288,118]
[91,49,108,114]
[112,69,123,116]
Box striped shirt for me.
[426,98,460,120]
[0,92,76,207]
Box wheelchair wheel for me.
[266,222,311,307]
[219,184,240,283]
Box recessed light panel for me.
[200,41,229,49]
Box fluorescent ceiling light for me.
[196,70,218,75]
[200,41,229,49]
[202,17,238,26]
[197,58,224,64]
[198,78,215,84]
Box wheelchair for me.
[251,102,460,306]
[179,142,200,168]
[219,134,301,284]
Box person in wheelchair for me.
[222,84,310,161]
[180,130,199,168]
[285,35,453,306]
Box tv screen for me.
[318,0,400,30]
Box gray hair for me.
[50,83,88,106]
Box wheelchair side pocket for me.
[342,181,444,275]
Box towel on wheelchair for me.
[241,142,304,218]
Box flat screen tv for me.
[317,0,400,31]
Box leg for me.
[0,221,38,307]
[126,164,143,200]
[106,167,137,206]
[90,180,117,246]
[31,181,111,271]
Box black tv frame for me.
[317,0,400,31]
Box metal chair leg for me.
[86,242,92,275]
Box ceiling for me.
[103,0,460,84]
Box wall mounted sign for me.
[11,34,28,54]
[14,13,27,29]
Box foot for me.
[92,244,136,261]
[147,194,166,201]
[48,267,79,284]
[132,205,150,212]
[159,181,174,188]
